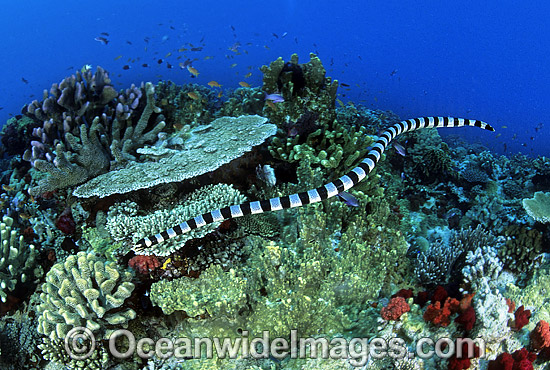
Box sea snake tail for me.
[134,117,494,250]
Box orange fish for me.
[187,65,199,76]
[187,92,200,100]
[266,100,277,110]
[239,81,250,88]
[208,81,222,88]
[2,185,14,191]
[217,90,223,98]
[244,72,252,78]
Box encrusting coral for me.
[36,251,136,341]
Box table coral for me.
[73,115,276,198]
[36,251,136,341]
[522,191,550,223]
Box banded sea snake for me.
[134,116,494,251]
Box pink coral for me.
[381,296,410,321]
[530,320,550,352]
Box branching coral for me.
[36,251,136,341]
[0,216,42,303]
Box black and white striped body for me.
[134,117,494,251]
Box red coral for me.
[415,290,430,307]
[488,349,537,370]
[129,255,161,275]
[423,297,460,327]
[512,305,531,331]
[455,306,476,332]
[55,207,76,234]
[447,342,480,370]
[381,296,411,321]
[530,320,550,352]
[432,285,449,303]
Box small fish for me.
[178,47,188,52]
[100,32,110,36]
[187,92,200,100]
[165,52,172,58]
[337,191,359,207]
[187,65,199,76]
[166,62,173,69]
[217,90,223,98]
[114,55,123,61]
[393,142,406,156]
[265,93,284,103]
[94,36,109,45]
[390,69,398,76]
[157,58,164,64]
[204,55,214,60]
[272,32,279,39]
[191,47,203,51]
[126,40,133,45]
[208,81,222,88]
[239,81,250,88]
[122,65,131,70]
[337,99,345,107]
[142,63,149,67]
[230,63,238,68]
[19,213,31,221]
[21,77,29,84]
[266,100,277,110]
[2,185,14,191]
[162,258,172,270]
[264,45,270,49]
[281,32,288,38]
[340,83,350,87]
[244,72,252,78]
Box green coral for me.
[523,191,550,223]
[260,53,338,136]
[106,183,247,256]
[499,225,543,273]
[506,263,550,326]
[269,120,375,178]
[36,251,136,341]
[0,216,42,302]
[150,264,248,317]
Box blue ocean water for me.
[0,1,548,157]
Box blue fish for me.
[336,191,359,207]
[265,93,285,103]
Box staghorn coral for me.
[73,115,276,198]
[0,216,42,303]
[36,251,136,341]
[105,183,247,256]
